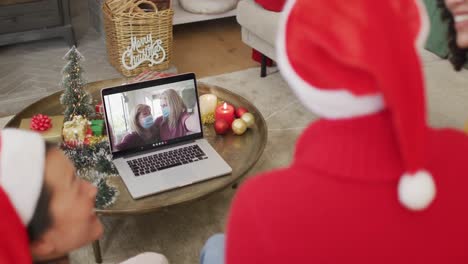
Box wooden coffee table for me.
[5,78,268,263]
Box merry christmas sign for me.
[121,33,166,70]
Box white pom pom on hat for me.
[0,129,45,225]
[398,170,436,211]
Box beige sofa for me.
[237,0,281,77]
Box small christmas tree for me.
[60,46,95,121]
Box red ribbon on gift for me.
[30,114,52,132]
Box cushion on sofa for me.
[255,0,285,12]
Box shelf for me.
[172,0,237,25]
[88,0,238,34]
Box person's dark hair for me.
[437,0,468,71]
[27,142,56,242]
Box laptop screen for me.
[102,74,203,155]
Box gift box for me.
[91,126,104,136]
[63,115,89,143]
[19,115,64,143]
[91,119,105,127]
[90,119,105,136]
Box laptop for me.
[101,73,232,199]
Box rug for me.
[1,58,468,263]
[17,67,301,264]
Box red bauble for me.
[235,107,249,118]
[30,114,52,132]
[214,119,230,135]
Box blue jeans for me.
[200,234,225,264]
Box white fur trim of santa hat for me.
[0,129,45,226]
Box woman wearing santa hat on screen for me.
[0,129,169,264]
[202,0,468,263]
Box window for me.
[105,94,130,143]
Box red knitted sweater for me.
[226,111,468,263]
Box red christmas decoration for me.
[95,102,103,113]
[30,114,52,132]
[235,107,249,118]
[214,119,230,135]
[64,140,79,148]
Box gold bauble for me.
[241,112,255,128]
[201,113,216,125]
[232,119,247,135]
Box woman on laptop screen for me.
[155,89,201,141]
[115,104,160,151]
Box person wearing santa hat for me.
[0,128,104,262]
[209,0,468,263]
[0,186,32,263]
[0,129,170,263]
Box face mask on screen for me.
[141,115,154,128]
[162,106,170,118]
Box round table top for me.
[6,78,268,216]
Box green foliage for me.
[59,46,95,121]
[60,143,95,171]
[61,138,119,209]
[95,178,118,209]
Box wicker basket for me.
[103,0,174,77]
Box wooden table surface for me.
[6,78,268,216]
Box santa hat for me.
[0,129,45,225]
[0,187,33,263]
[277,0,436,211]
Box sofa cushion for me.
[255,0,285,12]
[237,0,280,47]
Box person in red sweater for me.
[213,0,468,263]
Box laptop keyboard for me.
[127,145,208,177]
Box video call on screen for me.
[104,80,201,152]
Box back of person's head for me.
[278,0,436,211]
[0,129,103,262]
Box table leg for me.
[260,54,267,78]
[92,240,103,263]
